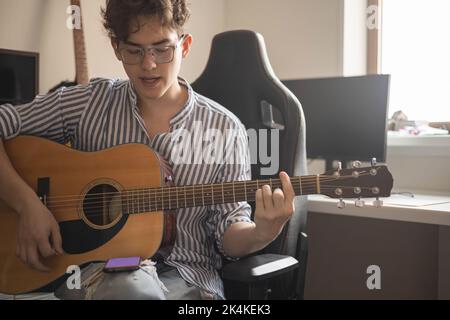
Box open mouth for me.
[139,76,161,88]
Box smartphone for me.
[103,257,141,273]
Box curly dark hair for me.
[101,0,191,41]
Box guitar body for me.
[0,136,165,294]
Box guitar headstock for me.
[320,165,393,203]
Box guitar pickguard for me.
[59,215,129,254]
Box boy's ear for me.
[111,38,122,61]
[181,34,193,59]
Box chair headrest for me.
[197,30,277,82]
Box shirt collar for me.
[127,77,195,126]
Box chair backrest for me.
[191,30,308,298]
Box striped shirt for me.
[0,77,253,299]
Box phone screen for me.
[104,257,141,271]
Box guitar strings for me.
[43,171,375,203]
[43,175,341,206]
[44,174,375,210]
[46,185,379,221]
[41,176,326,201]
[44,181,376,211]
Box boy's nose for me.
[141,52,157,70]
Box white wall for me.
[37,0,127,93]
[181,0,226,82]
[1,0,348,91]
[0,0,45,53]
[224,0,344,80]
[0,0,225,93]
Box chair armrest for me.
[222,254,299,283]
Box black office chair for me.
[192,30,309,300]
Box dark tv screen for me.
[0,49,39,105]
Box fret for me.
[135,189,138,213]
[129,190,132,214]
[143,189,147,212]
[184,186,194,208]
[203,184,212,206]
[316,175,321,194]
[184,186,187,208]
[270,178,273,190]
[298,176,302,195]
[244,180,247,201]
[211,184,214,205]
[134,190,138,214]
[168,186,171,210]
[194,185,202,207]
[232,182,235,202]
[143,189,146,212]
[222,182,225,203]
[192,186,196,207]
[126,190,130,215]
[154,187,158,211]
[138,189,141,213]
[176,186,179,209]
[212,184,222,206]
[201,184,205,206]
[131,190,135,214]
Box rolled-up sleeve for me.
[0,83,91,143]
[208,120,254,260]
[0,103,20,140]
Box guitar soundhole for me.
[83,184,122,228]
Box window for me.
[381,0,450,122]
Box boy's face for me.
[112,15,192,102]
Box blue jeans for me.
[158,267,221,300]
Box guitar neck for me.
[70,0,89,85]
[121,175,322,214]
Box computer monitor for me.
[282,75,390,170]
[0,49,39,105]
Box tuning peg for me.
[336,161,342,171]
[373,198,383,208]
[355,198,365,208]
[352,161,362,168]
[337,199,346,209]
[371,158,377,167]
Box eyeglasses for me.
[118,35,185,65]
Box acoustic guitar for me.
[0,136,393,294]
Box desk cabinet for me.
[304,204,450,299]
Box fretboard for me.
[120,175,322,215]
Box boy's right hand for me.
[16,199,64,272]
